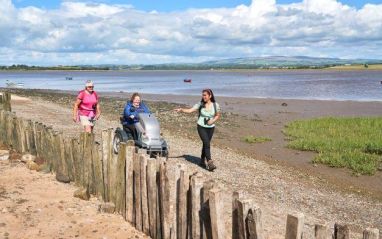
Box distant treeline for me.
[0,64,110,71]
[0,63,358,71]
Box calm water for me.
[0,70,381,101]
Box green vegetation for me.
[242,135,272,144]
[284,117,382,175]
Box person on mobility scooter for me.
[113,93,169,158]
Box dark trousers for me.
[124,124,138,140]
[197,125,215,161]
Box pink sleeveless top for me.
[77,90,98,117]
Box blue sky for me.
[12,0,381,11]
[1,0,382,65]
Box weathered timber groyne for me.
[0,92,380,239]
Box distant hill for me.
[2,56,382,71]
[136,56,382,70]
[200,56,382,68]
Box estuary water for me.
[0,70,381,101]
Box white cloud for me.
[0,0,381,65]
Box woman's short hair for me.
[130,92,141,102]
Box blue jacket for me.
[123,102,151,125]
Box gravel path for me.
[11,95,382,238]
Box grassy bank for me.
[284,117,382,175]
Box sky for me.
[1,0,382,65]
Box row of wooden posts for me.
[0,92,380,239]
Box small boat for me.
[65,76,73,80]
[6,80,24,88]
[183,78,192,83]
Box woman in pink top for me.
[72,80,101,133]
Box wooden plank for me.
[125,145,135,223]
[315,224,330,239]
[134,151,142,230]
[147,158,157,238]
[334,223,350,239]
[191,173,204,239]
[201,180,214,239]
[285,213,304,239]
[209,187,225,239]
[141,154,150,235]
[159,161,171,239]
[363,228,379,239]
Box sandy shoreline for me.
[3,88,382,199]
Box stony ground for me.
[5,94,382,238]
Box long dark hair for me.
[200,89,216,107]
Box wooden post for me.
[159,161,171,239]
[115,142,127,216]
[2,92,11,112]
[134,151,142,230]
[191,173,204,239]
[109,149,119,204]
[26,120,36,154]
[315,225,330,239]
[334,223,349,239]
[232,191,242,239]
[93,142,105,199]
[201,180,214,239]
[147,158,157,238]
[141,154,150,235]
[178,169,190,239]
[125,144,135,223]
[209,187,225,239]
[101,129,113,202]
[64,138,75,182]
[247,204,263,239]
[166,165,181,239]
[237,198,251,239]
[363,228,379,239]
[56,132,69,180]
[11,116,19,151]
[82,132,93,190]
[285,213,304,239]
[44,127,54,172]
[71,138,82,185]
[156,159,162,239]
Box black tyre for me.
[113,132,123,154]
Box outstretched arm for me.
[174,107,197,114]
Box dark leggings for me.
[197,125,215,161]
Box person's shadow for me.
[171,154,203,168]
